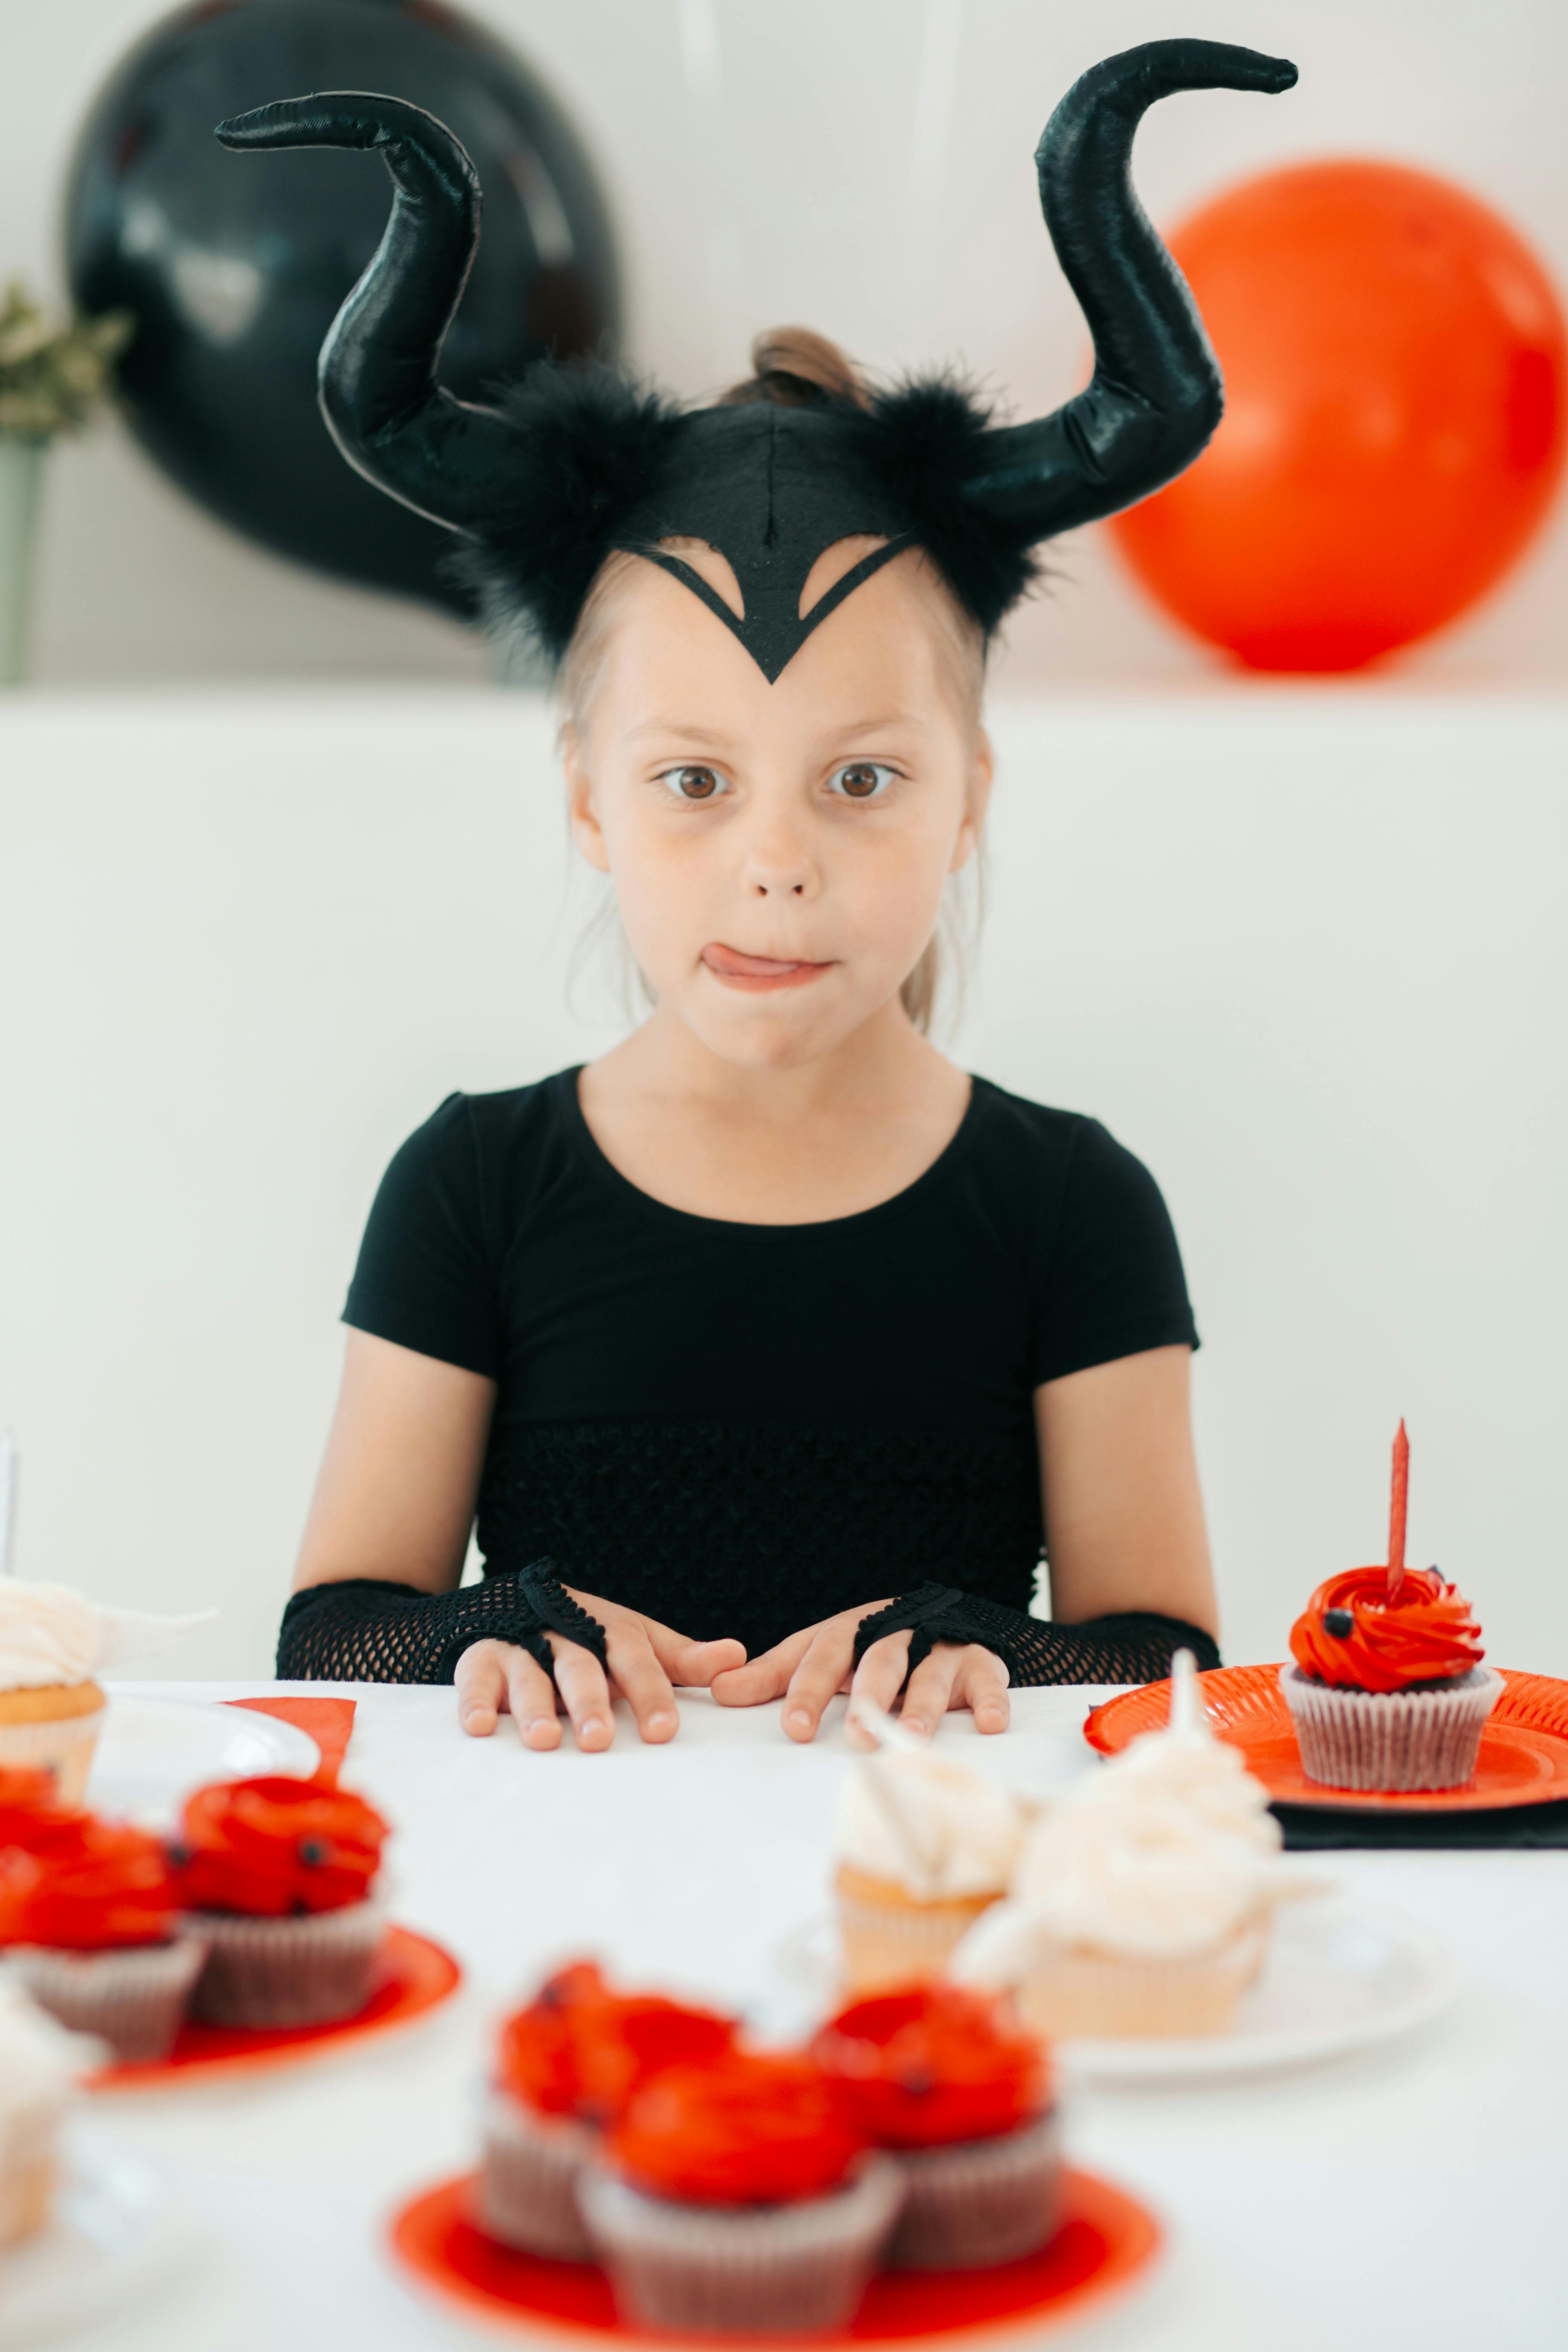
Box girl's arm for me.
[1036,1343,1218,1634]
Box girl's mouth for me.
[701,942,834,992]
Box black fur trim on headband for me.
[853,375,1043,639]
[442,362,684,662]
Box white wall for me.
[2,689,1563,1684]
[3,0,1568,688]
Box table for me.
[64,1681,1568,2352]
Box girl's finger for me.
[959,1645,1011,1735]
[845,1631,915,1749]
[710,1627,816,1708]
[781,1626,857,1743]
[455,1639,508,1736]
[502,1645,564,1750]
[639,1617,749,1687]
[897,1644,964,1739]
[548,1637,616,1752]
[604,1626,681,1745]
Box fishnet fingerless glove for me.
[276,1560,609,1684]
[851,1583,1220,1686]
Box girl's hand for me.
[456,1590,746,1752]
[709,1604,1010,1745]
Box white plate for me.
[86,1694,319,1825]
[778,1897,1458,2082]
[0,2131,195,2348]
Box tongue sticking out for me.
[702,943,823,978]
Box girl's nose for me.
[742,832,818,899]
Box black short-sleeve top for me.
[343,1069,1197,1657]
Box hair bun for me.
[727,327,870,411]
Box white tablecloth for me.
[59,1683,1568,2352]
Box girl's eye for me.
[829,762,897,801]
[658,765,729,802]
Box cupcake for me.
[812,1982,1060,2269]
[0,1580,210,1806]
[0,1583,111,1806]
[0,1979,95,2250]
[953,1653,1315,2039]
[833,1710,1027,1994]
[579,2051,903,2334]
[480,1960,739,2260]
[1280,1421,1503,1792]
[174,1776,389,2027]
[0,1804,204,2062]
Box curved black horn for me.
[963,40,1297,539]
[216,93,526,534]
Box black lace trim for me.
[852,1584,1220,1686]
[276,1562,607,1685]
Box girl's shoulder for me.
[963,1075,1160,1206]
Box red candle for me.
[1387,1421,1409,1601]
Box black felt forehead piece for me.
[612,406,917,683]
[216,41,1298,680]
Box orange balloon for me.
[1109,161,1568,671]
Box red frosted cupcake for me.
[812,1984,1059,2269]
[481,1961,738,2260]
[0,1802,202,2062]
[174,1777,389,2027]
[578,2052,903,2334]
[1280,1424,1503,1792]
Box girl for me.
[232,39,1296,1751]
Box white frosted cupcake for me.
[833,1709,1028,1994]
[0,1980,98,2250]
[0,1581,208,1806]
[953,1653,1318,2039]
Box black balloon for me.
[64,0,621,614]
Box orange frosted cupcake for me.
[480,1961,738,2261]
[174,1777,389,2027]
[0,1804,203,2062]
[1280,1424,1501,1792]
[579,2051,902,2334]
[813,1984,1059,2269]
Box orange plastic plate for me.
[92,1924,461,2089]
[1083,1665,1568,1811]
[390,2167,1161,2346]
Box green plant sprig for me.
[0,281,134,441]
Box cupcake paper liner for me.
[187,1894,386,2028]
[1279,1663,1504,1792]
[884,2109,1062,2270]
[577,2156,905,2336]
[477,2092,597,2260]
[833,1865,1001,1996]
[0,2147,56,2251]
[0,1705,106,1809]
[1013,1921,1268,2041]
[3,1933,207,2064]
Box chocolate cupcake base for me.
[885,2109,1062,2269]
[477,2092,597,2260]
[187,1895,385,2028]
[1279,1663,1504,1792]
[4,1933,208,2063]
[578,2157,904,2335]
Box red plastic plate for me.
[1083,1664,1568,1811]
[389,2167,1161,2346]
[91,1924,461,2089]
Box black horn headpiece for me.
[217,40,1295,682]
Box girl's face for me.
[566,540,992,1071]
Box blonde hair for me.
[560,331,988,1035]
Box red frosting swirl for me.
[0,1816,179,1949]
[498,1960,738,2123]
[1289,1566,1484,1692]
[811,1985,1050,2150]
[609,2053,864,2206]
[0,1767,70,1848]
[175,1777,387,1916]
